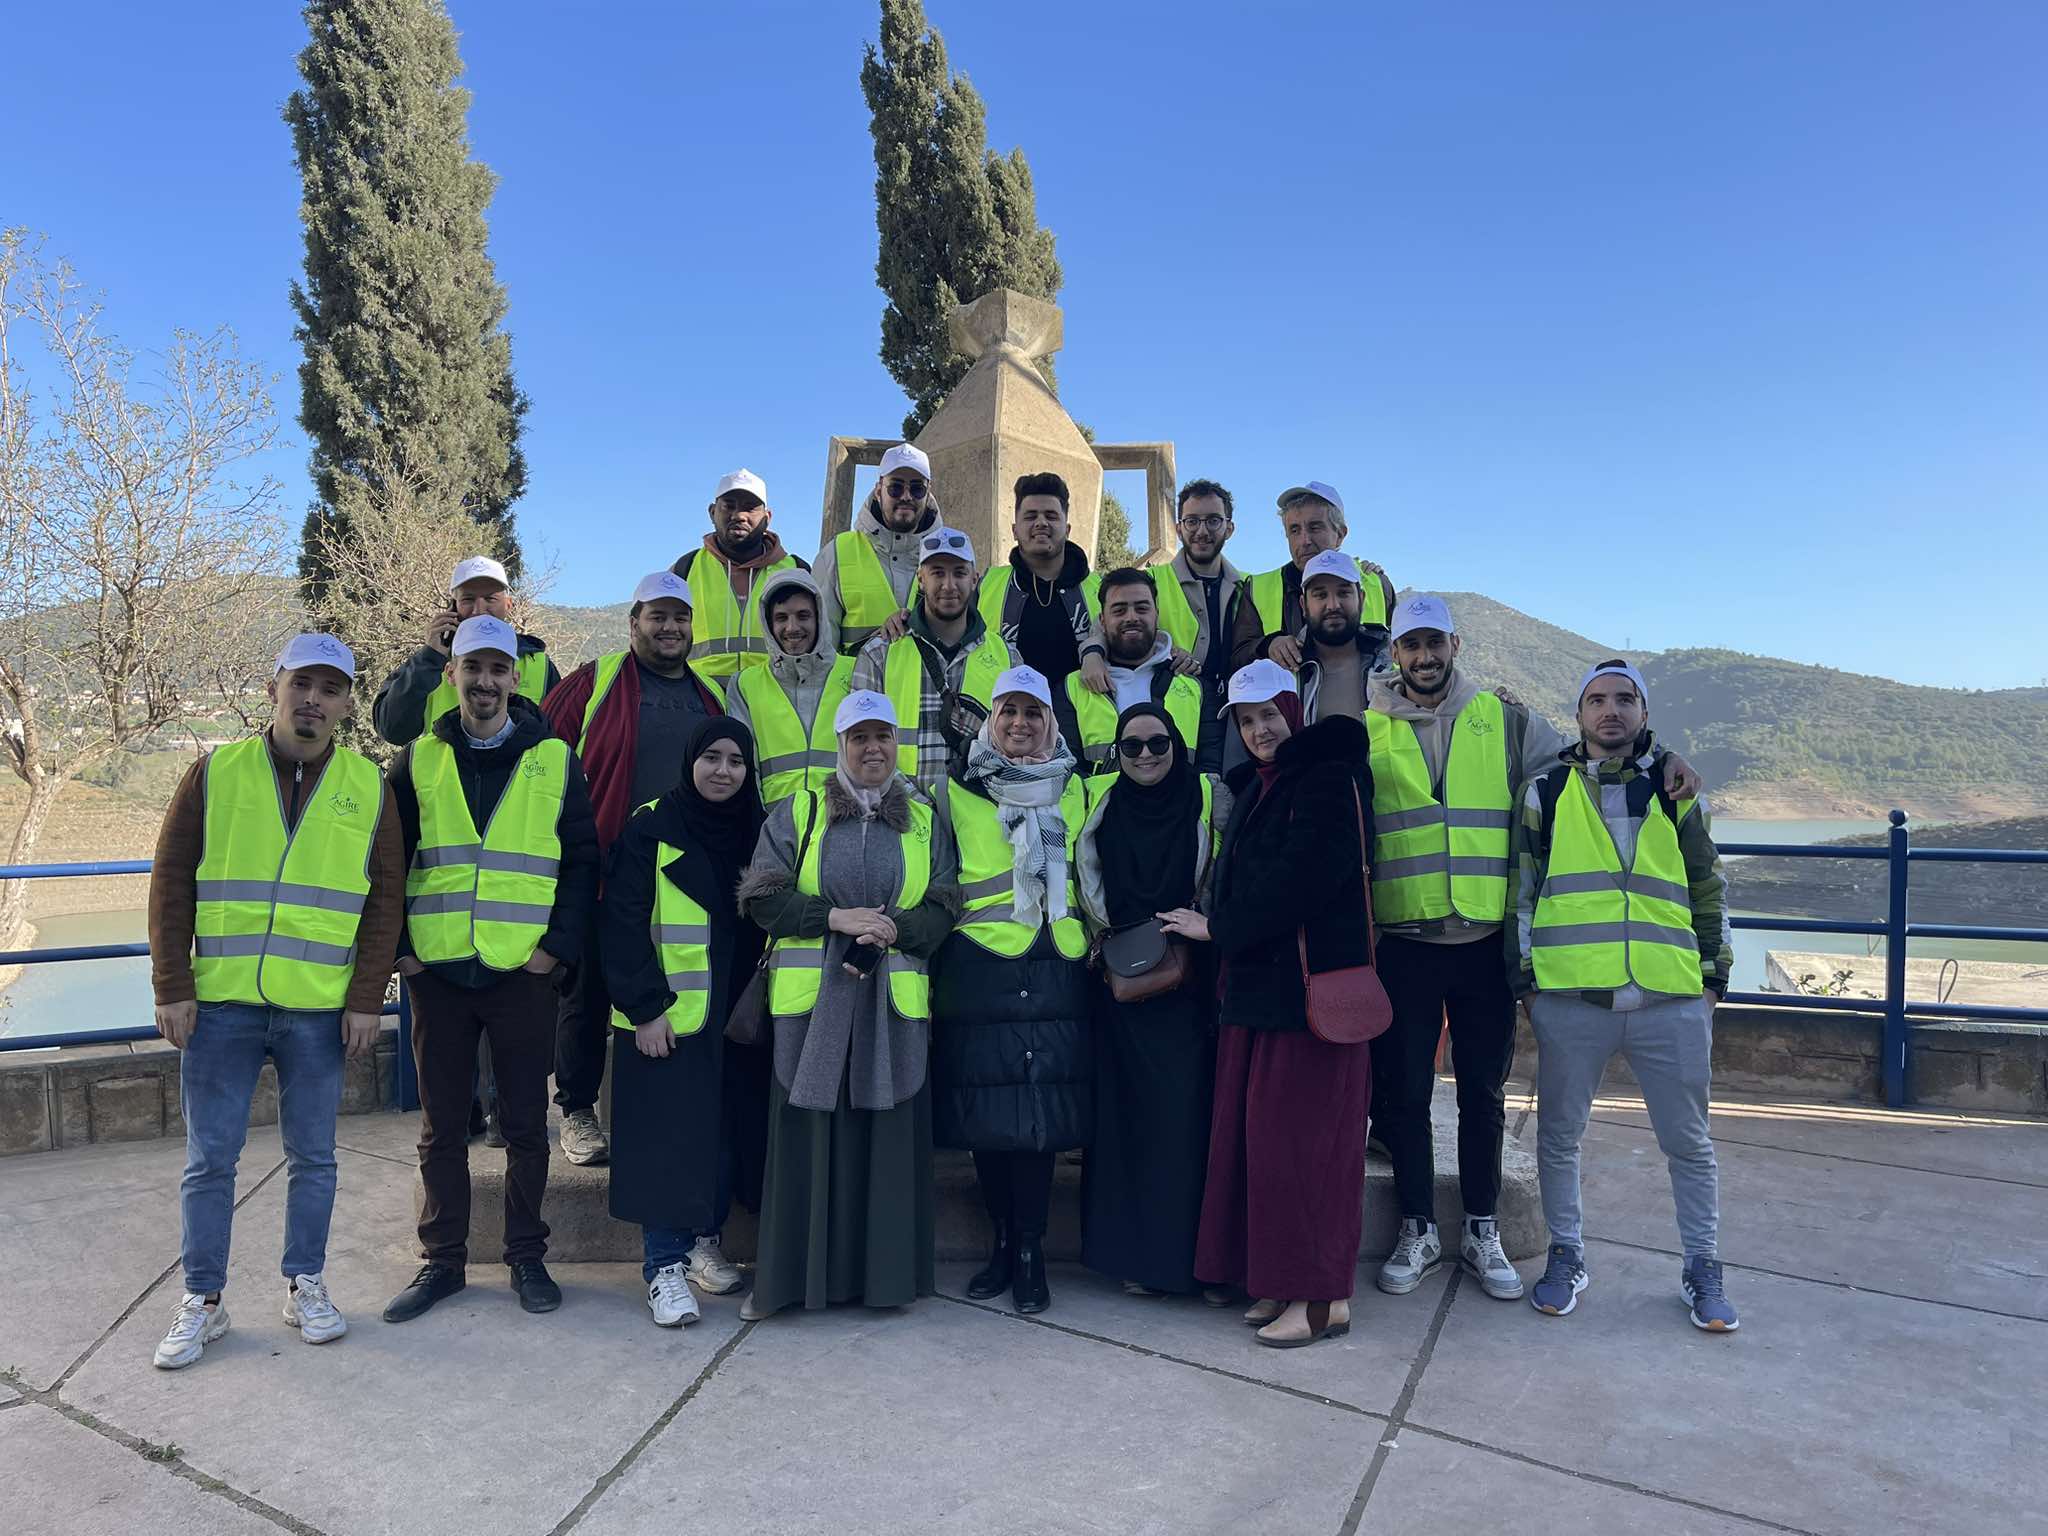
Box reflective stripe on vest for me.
[1365,690,1513,924]
[831,529,901,635]
[766,790,934,1019]
[405,735,567,970]
[736,656,854,804]
[1246,562,1389,637]
[1530,774,1704,996]
[944,776,1087,960]
[191,736,383,1010]
[880,631,1012,781]
[609,804,713,1036]
[685,551,799,677]
[1064,671,1203,775]
[424,647,549,734]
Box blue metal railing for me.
[0,858,417,1110]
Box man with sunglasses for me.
[813,443,948,656]
[670,469,808,681]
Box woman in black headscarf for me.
[1074,702,1231,1296]
[602,718,769,1327]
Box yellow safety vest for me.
[404,734,567,970]
[1079,568,1199,653]
[1531,773,1705,996]
[575,650,717,759]
[423,647,550,731]
[192,736,383,1011]
[1088,773,1222,860]
[1063,671,1203,777]
[609,800,713,1036]
[684,549,800,677]
[944,776,1088,959]
[830,529,902,638]
[975,566,1014,636]
[766,790,933,1020]
[733,656,854,804]
[1244,562,1390,640]
[1365,691,1513,924]
[880,630,1012,780]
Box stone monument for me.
[822,288,1179,569]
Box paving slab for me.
[0,1129,281,1390]
[937,1259,1453,1419]
[66,1144,745,1536]
[1408,1239,2048,1536]
[1366,1428,1765,1535]
[578,1292,1382,1536]
[1570,1117,2048,1318]
[0,1402,285,1536]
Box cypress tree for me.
[286,0,529,600]
[862,0,1062,436]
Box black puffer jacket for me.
[1208,714,1375,1032]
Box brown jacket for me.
[148,733,406,1013]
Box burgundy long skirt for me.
[1194,1023,1372,1302]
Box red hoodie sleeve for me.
[540,661,595,746]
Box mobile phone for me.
[843,940,883,977]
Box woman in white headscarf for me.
[932,665,1091,1315]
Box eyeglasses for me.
[1179,514,1227,532]
[887,479,928,500]
[1117,736,1173,759]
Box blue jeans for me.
[640,1139,735,1283]
[179,1001,346,1294]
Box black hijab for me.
[662,717,765,911]
[1095,702,1201,927]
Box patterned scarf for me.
[965,724,1077,931]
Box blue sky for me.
[7,2,2044,687]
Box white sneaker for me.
[1460,1218,1525,1300]
[1376,1217,1443,1295]
[153,1292,230,1370]
[647,1262,701,1327]
[283,1273,348,1343]
[559,1109,609,1166]
[685,1234,744,1295]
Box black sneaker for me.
[383,1262,465,1323]
[509,1260,562,1314]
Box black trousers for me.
[1367,933,1517,1223]
[973,1149,1055,1239]
[412,968,554,1265]
[552,920,609,1113]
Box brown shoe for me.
[1242,1297,1284,1327]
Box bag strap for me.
[1298,773,1377,984]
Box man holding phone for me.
[373,555,560,746]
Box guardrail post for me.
[396,980,419,1113]
[1883,809,1910,1107]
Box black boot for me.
[1012,1233,1049,1315]
[383,1262,465,1323]
[965,1220,1013,1300]
[508,1260,562,1314]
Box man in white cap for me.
[539,570,725,1169]
[374,555,560,746]
[146,635,404,1369]
[1511,659,1737,1333]
[671,469,808,682]
[811,442,947,656]
[723,567,855,805]
[383,616,600,1324]
[852,528,1014,797]
[975,473,1108,737]
[1229,481,1395,675]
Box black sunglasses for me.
[887,478,928,500]
[1117,736,1173,759]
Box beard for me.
[1312,615,1359,649]
[1108,628,1156,665]
[720,525,768,560]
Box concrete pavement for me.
[3,1090,2044,1535]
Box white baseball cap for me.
[1277,480,1345,515]
[449,555,509,593]
[1391,594,1456,641]
[1578,660,1649,708]
[918,528,976,567]
[1301,550,1362,589]
[713,468,768,504]
[877,443,932,481]
[450,615,519,660]
[274,632,356,681]
[1221,658,1296,717]
[991,664,1053,710]
[632,570,693,607]
[833,690,900,734]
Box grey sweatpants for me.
[1529,992,1720,1258]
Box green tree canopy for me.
[286,0,529,602]
[862,0,1062,436]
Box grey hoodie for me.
[722,569,841,739]
[812,491,947,656]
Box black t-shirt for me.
[629,659,710,808]
[1008,543,1092,684]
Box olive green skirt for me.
[748,1071,936,1317]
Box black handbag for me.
[1101,917,1189,1003]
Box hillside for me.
[1728,814,2048,929]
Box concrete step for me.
[422,1078,1543,1266]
